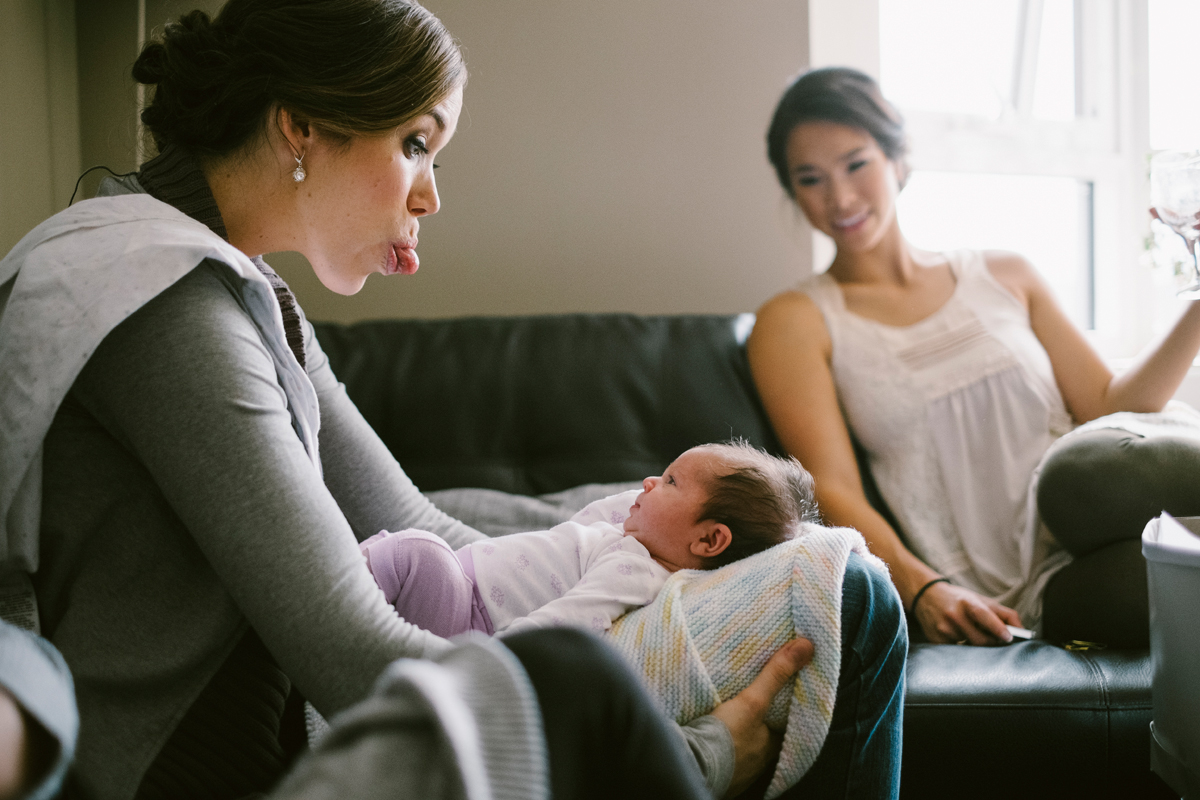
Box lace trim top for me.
[799,250,1074,623]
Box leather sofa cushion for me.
[313,313,779,494]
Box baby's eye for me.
[666,475,676,486]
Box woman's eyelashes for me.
[847,159,868,173]
[404,135,430,160]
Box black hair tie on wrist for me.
[909,577,951,615]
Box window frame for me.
[823,0,1152,359]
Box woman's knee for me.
[840,552,907,665]
[502,627,635,704]
[1038,429,1200,556]
[1041,539,1148,648]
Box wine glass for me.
[1150,150,1200,298]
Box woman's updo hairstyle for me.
[766,66,908,196]
[133,0,465,157]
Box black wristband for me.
[909,577,951,615]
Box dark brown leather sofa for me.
[312,313,1172,800]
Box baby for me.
[360,441,817,637]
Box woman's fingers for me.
[987,599,1024,628]
[962,602,1013,644]
[709,637,813,798]
[918,584,1018,645]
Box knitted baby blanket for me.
[606,522,879,799]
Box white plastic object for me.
[1143,512,1200,799]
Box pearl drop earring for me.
[292,154,306,183]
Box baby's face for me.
[624,448,721,570]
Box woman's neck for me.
[204,149,298,260]
[826,216,921,287]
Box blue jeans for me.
[770,551,908,799]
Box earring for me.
[292,154,306,183]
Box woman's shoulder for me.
[749,287,831,357]
[754,288,826,329]
[973,249,1041,310]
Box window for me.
[847,0,1152,358]
[1146,0,1200,340]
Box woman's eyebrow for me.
[791,146,868,174]
[429,110,447,131]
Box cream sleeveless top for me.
[799,249,1074,625]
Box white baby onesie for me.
[461,490,670,634]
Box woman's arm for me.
[74,265,451,716]
[748,292,1017,644]
[302,318,486,550]
[986,250,1200,422]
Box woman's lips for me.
[832,210,869,231]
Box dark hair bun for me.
[134,10,259,154]
[133,1,466,158]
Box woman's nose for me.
[409,170,441,217]
[827,175,856,213]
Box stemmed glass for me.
[1150,150,1200,298]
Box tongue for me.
[396,247,419,275]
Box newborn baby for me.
[360,441,816,636]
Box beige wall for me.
[271,1,816,322]
[4,1,818,323]
[0,0,80,254]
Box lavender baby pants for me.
[360,529,494,637]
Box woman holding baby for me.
[0,3,906,799]
[750,67,1200,649]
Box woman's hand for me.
[914,581,1021,645]
[709,637,815,798]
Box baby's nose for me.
[643,476,656,491]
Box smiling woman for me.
[749,66,1200,650]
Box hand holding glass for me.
[1150,150,1200,298]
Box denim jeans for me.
[768,551,908,800]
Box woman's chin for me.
[313,266,369,296]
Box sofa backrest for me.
[312,313,783,495]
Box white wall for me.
[270,0,816,322]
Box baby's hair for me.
[692,440,818,568]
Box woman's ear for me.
[893,157,910,192]
[690,523,733,559]
[276,106,315,157]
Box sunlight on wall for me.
[1149,0,1200,151]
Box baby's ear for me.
[690,523,732,558]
